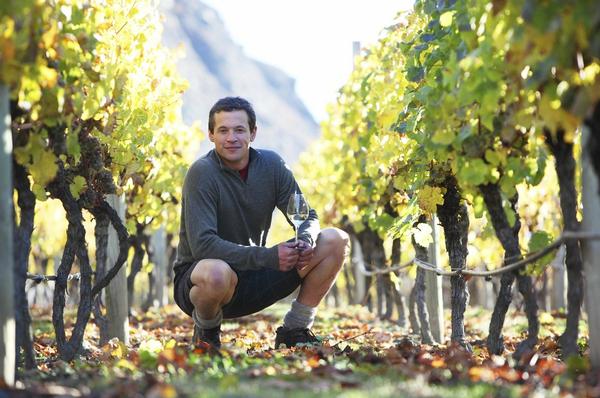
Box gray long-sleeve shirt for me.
[173,148,320,275]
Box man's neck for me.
[238,162,250,181]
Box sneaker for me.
[193,324,221,349]
[275,326,320,348]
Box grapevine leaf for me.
[432,129,455,145]
[458,159,488,186]
[525,231,554,275]
[440,11,456,28]
[406,66,424,82]
[66,131,81,164]
[69,176,87,200]
[417,185,445,215]
[29,150,58,187]
[412,222,433,248]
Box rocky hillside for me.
[160,0,320,163]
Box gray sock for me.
[193,309,222,329]
[283,300,317,329]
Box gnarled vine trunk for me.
[437,176,470,349]
[586,102,600,187]
[48,167,130,360]
[127,226,147,312]
[391,238,408,327]
[13,162,36,369]
[544,129,584,358]
[411,230,434,345]
[481,183,539,358]
[410,239,433,344]
[48,170,94,361]
[358,229,387,318]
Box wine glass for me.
[286,192,310,244]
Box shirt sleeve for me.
[275,160,320,247]
[183,167,280,270]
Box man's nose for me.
[226,131,237,141]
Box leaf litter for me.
[5,304,600,397]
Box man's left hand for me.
[295,240,314,270]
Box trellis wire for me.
[23,231,600,280]
[355,230,600,278]
[26,273,81,284]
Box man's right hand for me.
[277,242,300,272]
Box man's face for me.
[209,110,256,170]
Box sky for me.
[201,0,414,122]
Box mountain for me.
[160,0,320,163]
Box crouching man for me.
[173,97,348,349]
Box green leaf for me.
[458,158,488,186]
[525,231,555,275]
[529,231,553,253]
[473,195,485,218]
[484,149,501,166]
[390,197,420,240]
[32,184,48,201]
[504,204,516,228]
[456,124,473,143]
[406,66,424,82]
[69,176,87,199]
[432,129,455,145]
[81,96,99,120]
[66,131,81,164]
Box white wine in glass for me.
[287,192,310,244]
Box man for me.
[173,97,348,349]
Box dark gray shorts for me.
[173,263,302,319]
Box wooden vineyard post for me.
[550,245,566,311]
[425,214,445,343]
[149,227,168,307]
[582,128,600,368]
[0,83,16,385]
[106,194,129,344]
[350,40,367,305]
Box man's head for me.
[208,97,257,170]
[208,97,256,133]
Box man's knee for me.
[190,259,237,294]
[318,227,350,255]
[316,228,350,272]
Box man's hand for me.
[277,242,300,272]
[295,240,314,271]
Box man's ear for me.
[208,131,215,142]
[250,127,257,142]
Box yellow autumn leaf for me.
[440,11,455,28]
[115,358,136,371]
[39,65,58,88]
[41,22,58,49]
[109,340,128,359]
[29,150,58,187]
[417,185,445,215]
